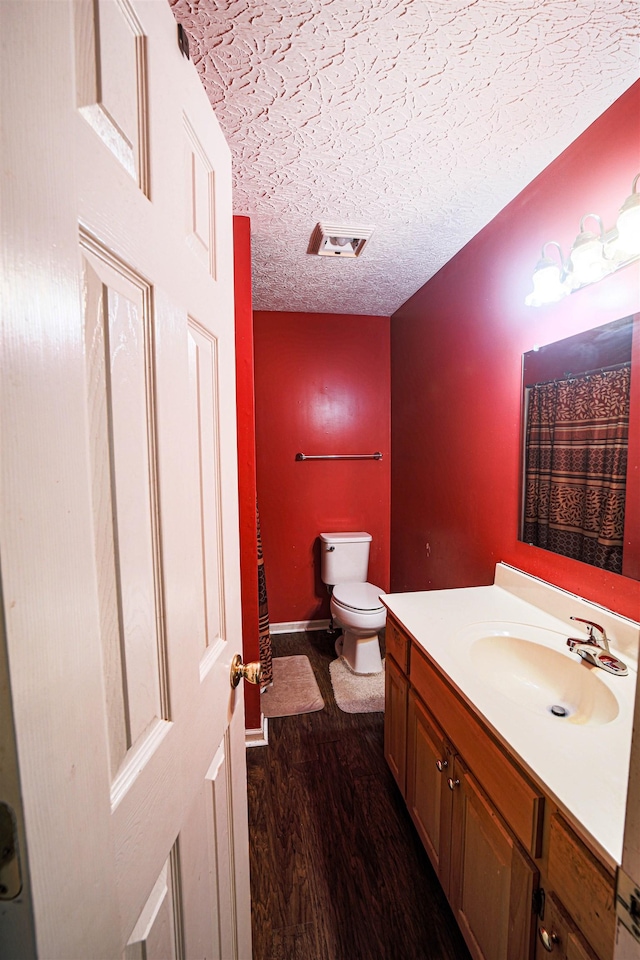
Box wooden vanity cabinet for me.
[383,614,616,960]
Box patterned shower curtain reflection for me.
[522,365,630,574]
[257,502,273,689]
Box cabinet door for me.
[547,816,615,960]
[450,761,538,960]
[406,691,452,889]
[535,894,599,960]
[566,930,600,960]
[384,655,408,794]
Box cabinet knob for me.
[435,759,448,772]
[447,777,460,791]
[538,926,560,952]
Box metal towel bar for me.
[295,452,383,461]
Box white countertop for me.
[382,564,640,866]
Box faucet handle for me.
[567,638,585,650]
[569,617,609,652]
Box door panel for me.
[125,853,182,960]
[184,118,217,276]
[205,736,240,960]
[74,0,150,191]
[82,241,167,776]
[187,320,225,660]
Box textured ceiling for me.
[169,0,639,316]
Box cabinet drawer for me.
[410,643,544,858]
[547,815,615,960]
[386,615,409,672]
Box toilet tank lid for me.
[320,531,372,543]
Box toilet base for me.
[335,629,383,675]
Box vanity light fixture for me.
[525,174,640,307]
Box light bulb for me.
[533,263,564,302]
[616,185,640,256]
[525,243,568,305]
[569,216,607,284]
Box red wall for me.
[233,216,261,729]
[253,311,391,624]
[391,81,640,621]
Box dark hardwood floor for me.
[246,630,473,960]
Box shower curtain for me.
[257,503,273,689]
[522,366,630,574]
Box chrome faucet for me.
[566,616,610,653]
[567,616,628,676]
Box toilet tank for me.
[320,532,371,585]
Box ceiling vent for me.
[308,222,375,258]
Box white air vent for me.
[308,222,375,258]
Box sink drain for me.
[550,704,568,717]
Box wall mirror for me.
[520,315,638,579]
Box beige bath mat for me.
[261,655,325,718]
[329,657,385,714]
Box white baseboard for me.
[269,619,331,634]
[245,715,269,748]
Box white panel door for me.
[0,2,251,957]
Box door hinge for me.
[177,24,190,60]
[0,802,22,900]
[616,866,640,943]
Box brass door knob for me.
[230,654,263,689]
[435,759,448,772]
[447,777,460,791]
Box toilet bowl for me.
[330,581,386,674]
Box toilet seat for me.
[332,581,386,614]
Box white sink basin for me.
[467,628,619,726]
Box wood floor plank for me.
[247,630,472,960]
[267,922,329,960]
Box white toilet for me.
[320,531,386,674]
